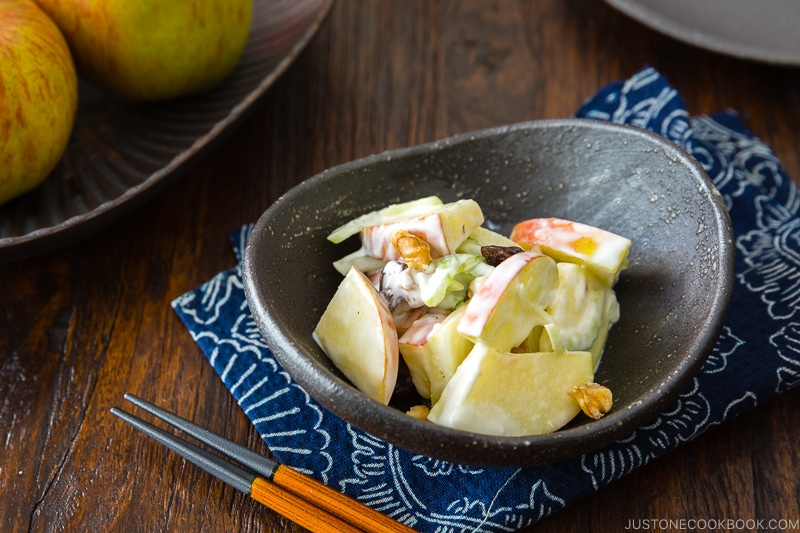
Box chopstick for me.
[111,393,416,533]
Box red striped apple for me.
[0,0,77,205]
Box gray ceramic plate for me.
[606,0,800,65]
[0,0,334,262]
[243,118,735,467]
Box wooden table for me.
[2,1,799,531]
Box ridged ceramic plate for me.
[0,0,334,262]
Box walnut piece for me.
[568,382,613,419]
[392,230,432,270]
[406,405,431,420]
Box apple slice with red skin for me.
[360,199,484,261]
[398,304,473,404]
[427,342,595,436]
[510,218,631,286]
[313,267,399,405]
[457,250,559,353]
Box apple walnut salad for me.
[312,196,630,437]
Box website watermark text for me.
[625,518,800,531]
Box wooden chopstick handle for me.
[250,477,362,533]
[273,465,416,533]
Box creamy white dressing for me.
[376,260,424,309]
[375,253,491,311]
[362,214,449,260]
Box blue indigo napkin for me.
[172,66,800,531]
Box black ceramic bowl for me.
[242,118,734,467]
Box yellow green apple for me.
[0,0,78,205]
[33,0,253,101]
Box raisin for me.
[481,245,524,266]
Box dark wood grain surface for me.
[2,1,799,531]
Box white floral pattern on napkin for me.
[172,67,799,532]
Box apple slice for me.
[360,199,484,260]
[547,262,607,352]
[457,250,558,352]
[398,304,473,404]
[327,196,444,244]
[397,309,447,400]
[546,261,621,369]
[392,303,428,335]
[332,248,387,276]
[427,342,595,436]
[510,218,631,286]
[587,287,620,369]
[516,264,620,369]
[312,267,399,405]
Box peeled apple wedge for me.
[510,218,631,286]
[360,199,484,260]
[313,267,399,405]
[427,342,595,436]
[398,304,473,404]
[457,250,558,352]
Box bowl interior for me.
[243,119,734,467]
